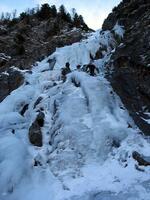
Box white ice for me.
[0,29,149,200]
[113,22,125,38]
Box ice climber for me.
[61,62,71,82]
[76,64,81,71]
[86,62,99,76]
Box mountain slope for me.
[0,29,150,200]
[0,6,91,102]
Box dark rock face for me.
[0,53,11,68]
[0,17,90,71]
[28,112,45,147]
[33,97,43,109]
[29,122,43,147]
[132,151,150,166]
[36,111,45,127]
[0,13,90,102]
[103,0,150,135]
[0,69,24,102]
[20,104,29,116]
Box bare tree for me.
[12,9,17,19]
[72,8,76,17]
[0,12,5,21]
[5,12,11,20]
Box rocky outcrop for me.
[0,68,24,102]
[0,7,90,102]
[0,14,90,72]
[0,53,11,68]
[103,0,150,135]
[28,112,45,147]
[132,151,150,166]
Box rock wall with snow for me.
[0,10,90,102]
[102,0,150,135]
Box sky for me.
[0,0,121,30]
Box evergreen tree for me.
[37,3,51,20]
[59,5,66,18]
[65,13,72,23]
[78,15,85,25]
[78,15,88,30]
[0,12,5,21]
[51,5,57,17]
[59,5,72,23]
[20,12,27,20]
[73,12,87,29]
[73,12,80,27]
[19,12,30,23]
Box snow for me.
[0,135,32,195]
[0,26,7,31]
[0,30,150,200]
[49,30,116,70]
[113,22,125,38]
[0,53,11,61]
[142,112,150,124]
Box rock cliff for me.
[0,4,90,102]
[103,0,150,135]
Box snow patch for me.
[113,22,125,38]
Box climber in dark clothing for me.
[86,63,99,76]
[76,64,81,71]
[61,62,71,82]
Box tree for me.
[51,5,57,17]
[20,12,28,20]
[59,5,66,18]
[59,5,72,22]
[12,9,17,19]
[78,15,85,25]
[8,10,18,27]
[26,8,32,15]
[66,13,72,23]
[37,3,51,20]
[73,13,80,27]
[30,8,36,15]
[0,12,5,21]
[72,8,76,18]
[5,12,11,20]
[19,12,30,24]
[73,12,87,29]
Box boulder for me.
[29,121,43,147]
[132,151,150,166]
[28,112,45,147]
[0,69,24,102]
[36,111,45,127]
[33,97,43,109]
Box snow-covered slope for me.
[0,30,150,200]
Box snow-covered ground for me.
[0,30,150,200]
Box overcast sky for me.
[0,0,121,29]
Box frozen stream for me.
[0,30,150,200]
